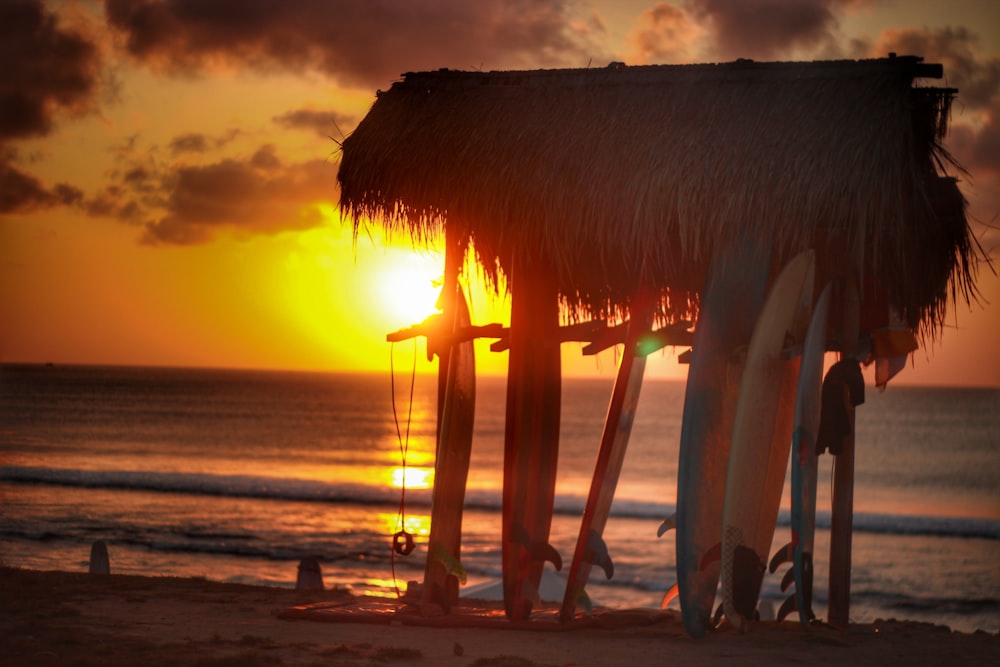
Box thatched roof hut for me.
[339,55,977,339]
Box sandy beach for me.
[1,567,996,666]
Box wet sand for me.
[1,567,996,666]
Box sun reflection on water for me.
[387,465,435,490]
[378,511,430,538]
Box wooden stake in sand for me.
[296,556,324,591]
[89,540,110,575]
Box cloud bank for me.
[3,0,997,246]
[84,139,336,245]
[105,0,605,88]
[0,0,103,213]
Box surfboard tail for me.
[675,241,772,639]
[560,296,654,622]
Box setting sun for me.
[376,250,444,328]
[2,2,999,655]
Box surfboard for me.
[720,250,815,632]
[672,242,771,638]
[420,283,476,612]
[769,282,831,624]
[559,299,654,622]
[502,261,562,621]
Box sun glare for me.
[377,250,443,327]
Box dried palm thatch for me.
[338,56,978,338]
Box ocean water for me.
[0,363,997,634]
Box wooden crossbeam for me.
[489,320,604,352]
[578,321,628,355]
[582,320,693,356]
[387,316,694,357]
[387,316,506,345]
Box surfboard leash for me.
[389,338,419,598]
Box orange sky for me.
[1,0,998,387]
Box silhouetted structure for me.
[339,56,980,627]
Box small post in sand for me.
[296,556,324,591]
[89,540,110,574]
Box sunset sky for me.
[2,0,998,387]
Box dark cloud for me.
[872,26,1000,110]
[971,116,1000,174]
[0,0,103,141]
[948,113,1000,191]
[273,108,355,139]
[948,116,1000,257]
[0,148,83,214]
[169,133,209,155]
[142,152,334,244]
[81,141,336,244]
[123,165,154,190]
[72,139,333,244]
[0,1,100,218]
[249,144,281,171]
[104,0,605,88]
[168,129,242,155]
[683,0,864,61]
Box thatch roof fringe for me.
[339,56,978,336]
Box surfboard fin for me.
[584,530,614,579]
[776,594,797,622]
[780,566,795,592]
[712,602,725,629]
[732,544,766,623]
[768,542,794,574]
[512,525,563,571]
[430,541,468,585]
[698,542,722,572]
[656,514,676,537]
[533,542,563,571]
[512,526,562,570]
[660,583,679,609]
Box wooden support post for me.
[501,258,562,620]
[828,270,860,627]
[828,406,855,627]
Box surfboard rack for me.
[386,318,506,346]
[388,317,694,356]
[581,320,693,356]
[492,320,604,352]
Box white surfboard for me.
[770,282,832,624]
[720,250,815,631]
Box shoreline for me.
[1,567,996,666]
